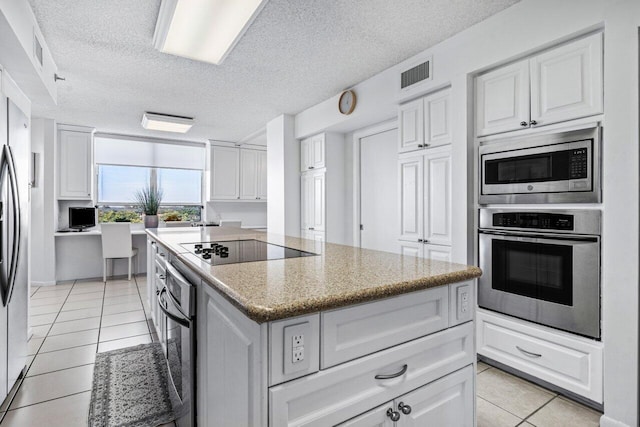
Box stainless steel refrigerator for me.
[0,95,29,405]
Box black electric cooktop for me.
[181,239,317,265]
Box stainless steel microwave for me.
[479,126,601,204]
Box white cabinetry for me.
[301,170,325,232]
[398,89,452,153]
[475,33,603,137]
[398,145,452,258]
[209,144,267,201]
[300,133,344,244]
[57,124,94,200]
[191,273,476,427]
[300,134,326,171]
[477,309,603,403]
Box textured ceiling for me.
[28,0,520,143]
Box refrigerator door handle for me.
[3,145,20,305]
[0,146,7,306]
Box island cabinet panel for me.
[198,286,268,427]
[321,286,449,369]
[394,365,473,426]
[269,322,473,427]
[337,403,393,427]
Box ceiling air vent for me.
[400,58,432,90]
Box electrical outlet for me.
[292,334,304,347]
[457,285,471,321]
[292,346,304,363]
[284,322,311,374]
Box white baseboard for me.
[31,281,56,287]
[600,415,632,427]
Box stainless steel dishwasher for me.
[158,257,197,427]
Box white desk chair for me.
[219,220,242,228]
[101,223,138,281]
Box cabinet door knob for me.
[398,402,412,415]
[530,120,538,126]
[309,227,314,231]
[417,238,423,243]
[422,239,429,244]
[417,144,424,148]
[520,121,528,127]
[386,408,401,422]
[308,166,314,169]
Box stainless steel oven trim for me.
[478,230,601,339]
[478,125,601,204]
[479,209,602,236]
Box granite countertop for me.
[146,227,482,323]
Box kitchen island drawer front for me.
[477,310,603,403]
[321,286,449,368]
[269,322,473,427]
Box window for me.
[94,135,205,223]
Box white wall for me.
[205,201,267,228]
[287,1,640,425]
[266,114,300,236]
[29,118,56,285]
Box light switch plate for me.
[284,322,311,374]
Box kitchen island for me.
[146,227,481,427]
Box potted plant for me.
[134,186,163,228]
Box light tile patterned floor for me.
[476,361,603,427]
[0,275,174,427]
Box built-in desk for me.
[54,227,152,282]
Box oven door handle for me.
[479,229,598,243]
[158,287,190,328]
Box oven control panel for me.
[492,212,574,231]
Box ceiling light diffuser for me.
[141,112,194,133]
[153,0,269,65]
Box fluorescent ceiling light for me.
[153,0,269,65]
[141,112,194,133]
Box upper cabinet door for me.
[424,146,452,246]
[530,33,603,126]
[424,89,452,147]
[399,98,425,153]
[475,59,530,137]
[58,130,93,200]
[300,137,312,171]
[257,150,267,200]
[311,134,326,169]
[336,403,394,427]
[398,155,424,242]
[210,146,240,200]
[239,149,259,200]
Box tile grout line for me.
[5,390,92,413]
[519,395,558,425]
[25,361,96,378]
[94,280,108,353]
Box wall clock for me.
[338,90,357,115]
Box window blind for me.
[95,134,205,170]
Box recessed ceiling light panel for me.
[153,0,269,65]
[141,112,194,133]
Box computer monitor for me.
[69,207,96,231]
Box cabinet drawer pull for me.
[386,408,401,422]
[516,346,542,358]
[375,364,408,380]
[398,402,412,415]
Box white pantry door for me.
[360,127,398,253]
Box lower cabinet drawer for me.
[269,322,473,427]
[321,286,449,368]
[477,310,603,403]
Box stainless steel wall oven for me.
[479,125,601,204]
[478,209,601,339]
